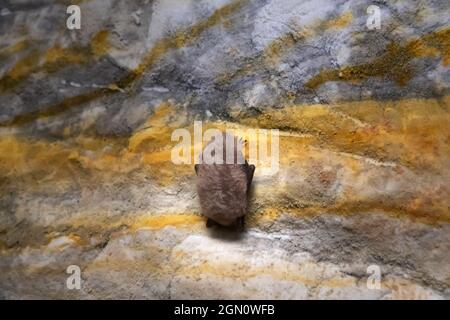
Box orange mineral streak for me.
[0,96,449,225]
[131,214,205,231]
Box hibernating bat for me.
[195,132,255,230]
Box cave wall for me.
[0,0,449,299]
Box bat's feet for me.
[235,217,245,232]
[206,218,217,228]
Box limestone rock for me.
[0,0,449,299]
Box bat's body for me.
[195,133,255,229]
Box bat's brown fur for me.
[195,133,255,229]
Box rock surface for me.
[0,0,449,299]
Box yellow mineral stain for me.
[0,49,40,86]
[131,214,205,231]
[68,233,83,244]
[410,28,450,66]
[247,207,282,226]
[125,102,193,185]
[44,29,110,67]
[44,45,86,65]
[128,102,183,152]
[90,30,111,57]
[0,132,133,198]
[306,27,450,89]
[57,212,205,235]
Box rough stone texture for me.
[0,0,449,299]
